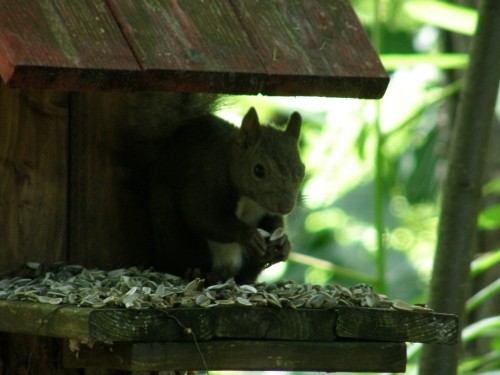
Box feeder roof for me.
[0,0,388,97]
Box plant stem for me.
[372,0,386,294]
[289,252,377,285]
[374,105,386,294]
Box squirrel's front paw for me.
[246,229,267,258]
[258,228,291,267]
[269,234,291,263]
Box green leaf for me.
[381,53,469,71]
[482,177,500,196]
[405,0,478,35]
[459,351,500,373]
[466,279,500,312]
[354,125,369,160]
[471,251,500,277]
[462,316,500,343]
[478,205,500,230]
[383,79,463,141]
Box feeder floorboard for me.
[0,300,458,372]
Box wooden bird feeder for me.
[0,0,456,374]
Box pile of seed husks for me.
[0,263,431,312]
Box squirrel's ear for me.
[286,112,302,141]
[240,107,261,147]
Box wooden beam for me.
[63,340,407,372]
[0,301,458,345]
[88,305,337,342]
[0,334,73,375]
[336,306,459,344]
[0,301,91,341]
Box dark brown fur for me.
[151,108,304,284]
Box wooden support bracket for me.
[63,340,407,372]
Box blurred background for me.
[216,0,500,374]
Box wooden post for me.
[0,83,71,374]
[0,83,68,273]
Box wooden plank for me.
[336,307,459,344]
[0,0,140,90]
[0,83,68,273]
[213,306,336,341]
[74,306,461,344]
[0,301,458,345]
[106,0,266,94]
[0,301,91,341]
[68,92,155,270]
[88,307,336,342]
[63,340,407,372]
[88,308,213,342]
[230,0,389,97]
[0,0,387,97]
[109,0,388,97]
[0,302,334,343]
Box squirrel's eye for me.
[253,164,265,178]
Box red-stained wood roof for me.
[0,0,388,98]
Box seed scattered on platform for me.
[0,263,432,312]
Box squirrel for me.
[120,93,304,284]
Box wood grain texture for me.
[0,301,91,341]
[63,340,406,372]
[0,334,80,375]
[336,306,459,344]
[89,307,336,342]
[68,92,155,269]
[213,306,336,340]
[88,308,213,342]
[0,83,68,273]
[0,0,388,97]
[0,301,458,345]
[230,0,388,97]
[107,0,266,93]
[0,0,140,90]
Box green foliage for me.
[466,279,500,313]
[479,178,500,229]
[463,246,500,374]
[381,53,468,70]
[471,250,500,277]
[217,0,500,373]
[404,0,478,35]
[478,205,500,230]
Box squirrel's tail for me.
[117,92,219,172]
[126,92,219,140]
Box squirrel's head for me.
[230,107,305,215]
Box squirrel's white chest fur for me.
[235,195,267,226]
[208,196,266,276]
